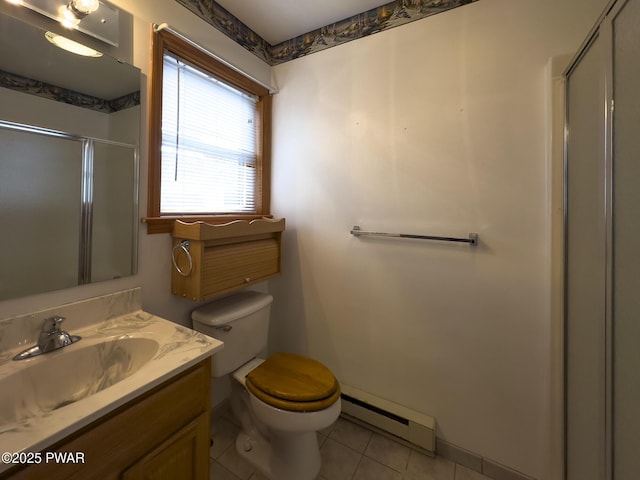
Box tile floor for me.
[210,412,492,480]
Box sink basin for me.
[0,336,159,426]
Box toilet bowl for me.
[191,291,341,480]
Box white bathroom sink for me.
[0,336,159,425]
[0,306,223,474]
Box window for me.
[146,29,272,234]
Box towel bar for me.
[350,225,478,246]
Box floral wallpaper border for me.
[176,0,478,66]
[0,69,140,113]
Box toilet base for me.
[236,431,272,478]
[235,430,321,480]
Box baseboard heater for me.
[339,384,436,454]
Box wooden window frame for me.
[144,29,272,234]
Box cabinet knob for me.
[244,277,251,283]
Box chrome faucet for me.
[38,316,79,353]
[13,316,81,361]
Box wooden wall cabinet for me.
[2,359,211,480]
[171,218,285,301]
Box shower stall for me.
[0,121,138,300]
[564,0,640,478]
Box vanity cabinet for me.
[2,359,211,480]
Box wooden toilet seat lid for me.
[246,352,340,412]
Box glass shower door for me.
[611,0,640,477]
[0,126,83,299]
[565,0,640,478]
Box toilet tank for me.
[191,291,273,377]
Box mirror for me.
[0,12,140,301]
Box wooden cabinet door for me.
[123,413,209,480]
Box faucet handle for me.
[41,315,65,333]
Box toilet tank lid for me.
[191,291,273,326]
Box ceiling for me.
[215,0,393,45]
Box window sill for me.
[142,214,273,234]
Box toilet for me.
[191,291,341,480]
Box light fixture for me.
[44,31,103,57]
[67,0,99,17]
[57,0,98,28]
[58,4,80,28]
[7,0,119,46]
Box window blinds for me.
[161,53,258,214]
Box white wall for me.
[269,1,607,479]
